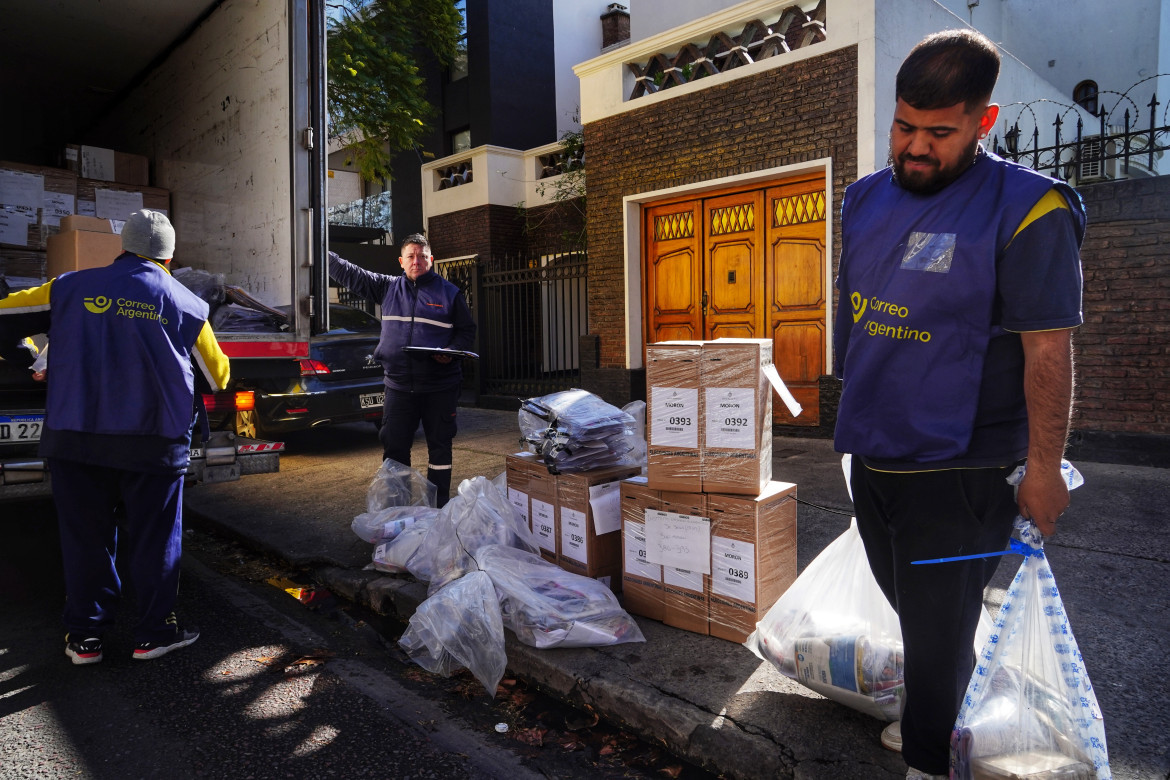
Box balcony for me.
[422,142,581,221]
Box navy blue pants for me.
[380,386,461,505]
[49,458,185,644]
[850,460,1017,774]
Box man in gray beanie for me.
[0,208,231,664]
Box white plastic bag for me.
[475,544,645,649]
[746,518,905,720]
[397,570,507,697]
[367,459,437,512]
[351,505,441,544]
[951,515,1110,779]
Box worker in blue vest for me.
[0,209,231,664]
[833,30,1086,777]
[328,233,476,506]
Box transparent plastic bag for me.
[415,475,539,594]
[475,544,645,649]
[951,514,1110,780]
[351,505,441,544]
[745,518,905,721]
[367,459,437,512]
[397,571,506,697]
[371,517,436,575]
[172,266,226,307]
[621,400,647,474]
[518,388,640,473]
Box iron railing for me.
[992,93,1168,184]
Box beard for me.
[890,136,981,195]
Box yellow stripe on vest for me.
[1008,188,1070,246]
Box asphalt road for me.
[0,495,712,780]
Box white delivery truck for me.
[0,0,331,499]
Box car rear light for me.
[285,408,309,415]
[299,359,331,376]
[201,390,255,413]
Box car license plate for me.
[359,392,384,409]
[0,414,43,443]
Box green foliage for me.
[527,124,587,248]
[327,0,463,181]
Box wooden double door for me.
[644,175,827,425]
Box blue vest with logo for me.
[834,151,1079,464]
[42,253,210,471]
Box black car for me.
[220,303,385,438]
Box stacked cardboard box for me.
[504,452,638,588]
[47,215,122,277]
[622,338,797,643]
[76,178,170,221]
[1,161,79,255]
[63,144,150,187]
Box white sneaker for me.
[906,769,947,780]
[881,720,902,752]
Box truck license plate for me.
[359,392,384,409]
[0,414,43,443]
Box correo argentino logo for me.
[850,291,867,323]
[84,295,112,314]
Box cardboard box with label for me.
[76,179,170,221]
[556,464,640,590]
[46,216,122,278]
[646,341,703,492]
[707,480,798,643]
[505,452,546,533]
[64,144,150,187]
[528,467,559,564]
[1,162,78,249]
[620,477,665,621]
[702,338,774,495]
[652,491,709,635]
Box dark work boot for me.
[427,467,452,508]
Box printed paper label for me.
[531,498,556,553]
[588,481,622,535]
[650,387,698,448]
[561,507,588,564]
[664,566,702,591]
[95,188,143,220]
[623,520,661,580]
[0,169,44,209]
[42,192,75,226]
[645,509,710,574]
[0,211,26,246]
[507,487,529,528]
[711,536,756,603]
[705,387,755,449]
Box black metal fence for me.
[437,250,588,403]
[992,93,1168,183]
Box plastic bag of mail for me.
[398,570,506,697]
[414,475,539,594]
[951,515,1110,780]
[367,458,437,512]
[519,388,640,473]
[370,516,437,575]
[475,544,645,649]
[745,517,906,721]
[352,504,441,544]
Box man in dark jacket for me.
[328,233,476,506]
[0,209,231,664]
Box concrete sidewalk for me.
[183,408,1169,780]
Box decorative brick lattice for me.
[627,0,827,100]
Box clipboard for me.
[402,346,480,360]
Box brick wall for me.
[1073,176,1170,447]
[427,199,584,261]
[584,45,858,372]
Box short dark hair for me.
[401,233,430,255]
[896,29,1000,112]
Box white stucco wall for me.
[629,0,740,42]
[870,0,1095,177]
[553,0,611,137]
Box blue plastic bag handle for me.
[911,537,1042,565]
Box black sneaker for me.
[132,627,199,660]
[65,635,103,665]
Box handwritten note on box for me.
[644,509,710,574]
